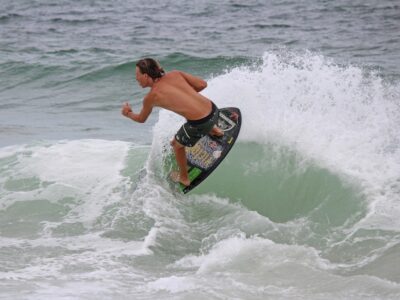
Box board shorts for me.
[175,102,219,147]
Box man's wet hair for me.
[136,58,165,80]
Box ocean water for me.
[1,0,400,299]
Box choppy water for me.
[1,1,400,299]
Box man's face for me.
[135,66,148,87]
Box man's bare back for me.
[150,71,213,120]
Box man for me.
[122,58,222,186]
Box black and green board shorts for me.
[175,102,219,147]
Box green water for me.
[195,143,365,224]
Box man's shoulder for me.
[159,70,186,86]
[166,70,181,76]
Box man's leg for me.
[170,138,190,186]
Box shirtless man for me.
[121,58,222,186]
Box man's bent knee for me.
[171,137,184,149]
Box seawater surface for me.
[1,0,400,299]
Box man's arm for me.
[178,71,207,92]
[122,95,153,123]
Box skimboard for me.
[166,107,241,194]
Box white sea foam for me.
[152,52,400,232]
[147,276,199,293]
[0,139,131,223]
[198,52,400,230]
[167,233,400,299]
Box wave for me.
[1,52,249,81]
[0,53,253,114]
[154,51,400,222]
[63,53,251,84]
[1,51,400,295]
[149,50,400,280]
[49,17,104,25]
[0,13,23,23]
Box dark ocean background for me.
[1,0,400,299]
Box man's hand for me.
[121,102,132,117]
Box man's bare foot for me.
[210,126,224,137]
[170,171,190,186]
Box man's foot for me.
[170,171,191,186]
[210,126,224,137]
[230,112,239,121]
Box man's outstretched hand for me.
[121,102,132,117]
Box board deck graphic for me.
[166,107,242,194]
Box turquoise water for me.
[1,1,400,299]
